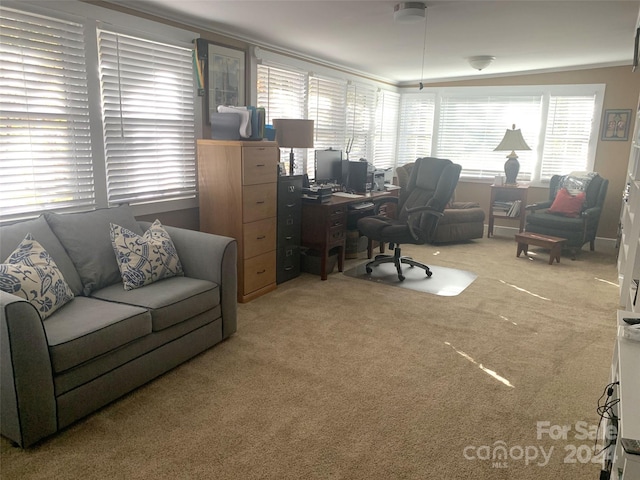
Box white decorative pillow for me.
[0,234,74,320]
[110,220,184,291]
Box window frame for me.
[0,1,201,223]
[401,84,605,186]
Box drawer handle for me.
[286,203,296,208]
[256,200,265,204]
[285,235,293,240]
[332,210,342,215]
[257,235,266,240]
[257,269,266,274]
[256,163,265,167]
[333,221,343,227]
[284,266,293,271]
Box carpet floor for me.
[0,235,620,479]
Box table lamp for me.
[494,124,531,185]
[273,119,314,175]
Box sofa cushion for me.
[44,296,151,373]
[0,216,84,296]
[91,276,219,332]
[1,234,74,320]
[45,205,144,296]
[110,220,184,290]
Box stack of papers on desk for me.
[333,192,363,198]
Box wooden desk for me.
[301,190,397,280]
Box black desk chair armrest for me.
[406,206,445,241]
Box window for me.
[0,7,95,220]
[0,3,198,222]
[437,93,541,181]
[308,75,347,176]
[97,29,196,206]
[399,85,604,184]
[397,93,435,167]
[257,63,307,170]
[346,82,376,161]
[257,60,400,178]
[373,90,400,170]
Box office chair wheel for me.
[398,274,405,281]
[366,266,372,274]
[426,270,432,278]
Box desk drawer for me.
[327,205,347,224]
[243,183,277,223]
[328,223,346,243]
[244,218,277,259]
[244,251,276,294]
[243,147,278,185]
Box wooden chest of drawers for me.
[197,140,279,302]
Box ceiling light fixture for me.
[467,55,495,71]
[394,2,426,23]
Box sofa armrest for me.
[1,291,57,447]
[525,200,553,212]
[147,225,238,339]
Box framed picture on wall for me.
[207,43,245,118]
[601,109,632,141]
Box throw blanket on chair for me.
[559,171,598,195]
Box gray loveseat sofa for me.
[0,205,237,447]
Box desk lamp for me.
[273,119,314,175]
[494,124,531,185]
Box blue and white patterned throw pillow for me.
[110,220,184,291]
[0,234,74,320]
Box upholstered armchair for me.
[396,162,485,243]
[525,173,608,257]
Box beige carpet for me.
[0,235,620,479]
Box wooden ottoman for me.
[515,232,567,265]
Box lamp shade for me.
[273,119,314,149]
[494,124,531,152]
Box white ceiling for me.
[106,0,640,84]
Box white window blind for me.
[345,82,376,161]
[257,63,307,167]
[308,75,347,177]
[437,94,541,180]
[373,90,400,170]
[397,93,435,166]
[257,64,306,122]
[541,95,596,179]
[0,7,95,220]
[97,29,196,206]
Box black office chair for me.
[357,157,461,281]
[525,172,608,258]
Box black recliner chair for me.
[357,157,461,281]
[525,173,608,258]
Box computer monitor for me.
[314,150,343,185]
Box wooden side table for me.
[488,184,529,237]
